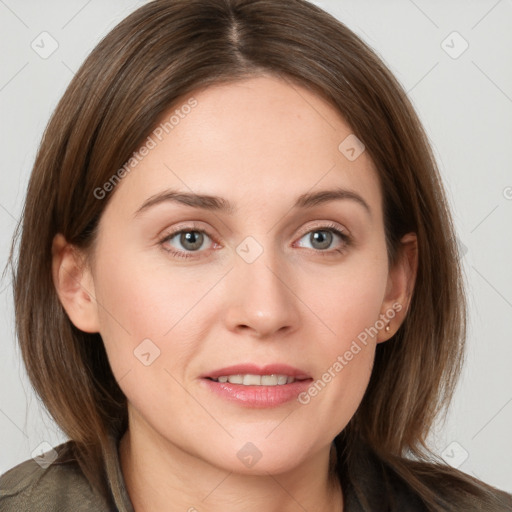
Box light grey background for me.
[1,0,511,493]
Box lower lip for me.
[201,378,313,408]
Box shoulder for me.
[339,441,512,511]
[409,462,512,512]
[380,457,512,511]
[0,441,109,512]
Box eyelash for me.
[158,222,351,260]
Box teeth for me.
[261,375,278,385]
[243,374,262,385]
[213,374,297,386]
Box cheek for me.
[303,247,389,343]
[294,250,388,430]
[92,251,205,379]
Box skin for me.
[52,74,417,511]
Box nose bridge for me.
[224,234,300,337]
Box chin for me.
[199,435,322,476]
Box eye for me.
[159,221,351,260]
[294,223,351,255]
[159,226,216,259]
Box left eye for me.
[295,227,348,251]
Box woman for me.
[1,0,511,510]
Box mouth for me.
[200,364,313,408]
[206,374,307,386]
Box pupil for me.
[182,231,203,250]
[312,231,331,249]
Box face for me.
[59,75,407,475]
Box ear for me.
[51,233,100,333]
[376,232,418,343]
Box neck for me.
[119,422,343,512]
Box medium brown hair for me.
[8,0,507,509]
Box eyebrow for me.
[133,186,371,217]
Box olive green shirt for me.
[1,439,511,511]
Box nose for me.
[223,244,301,340]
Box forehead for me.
[102,74,381,218]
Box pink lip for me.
[201,363,311,380]
[199,363,313,408]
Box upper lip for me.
[202,364,312,380]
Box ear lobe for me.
[52,233,100,333]
[377,232,418,343]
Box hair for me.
[7,0,509,510]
